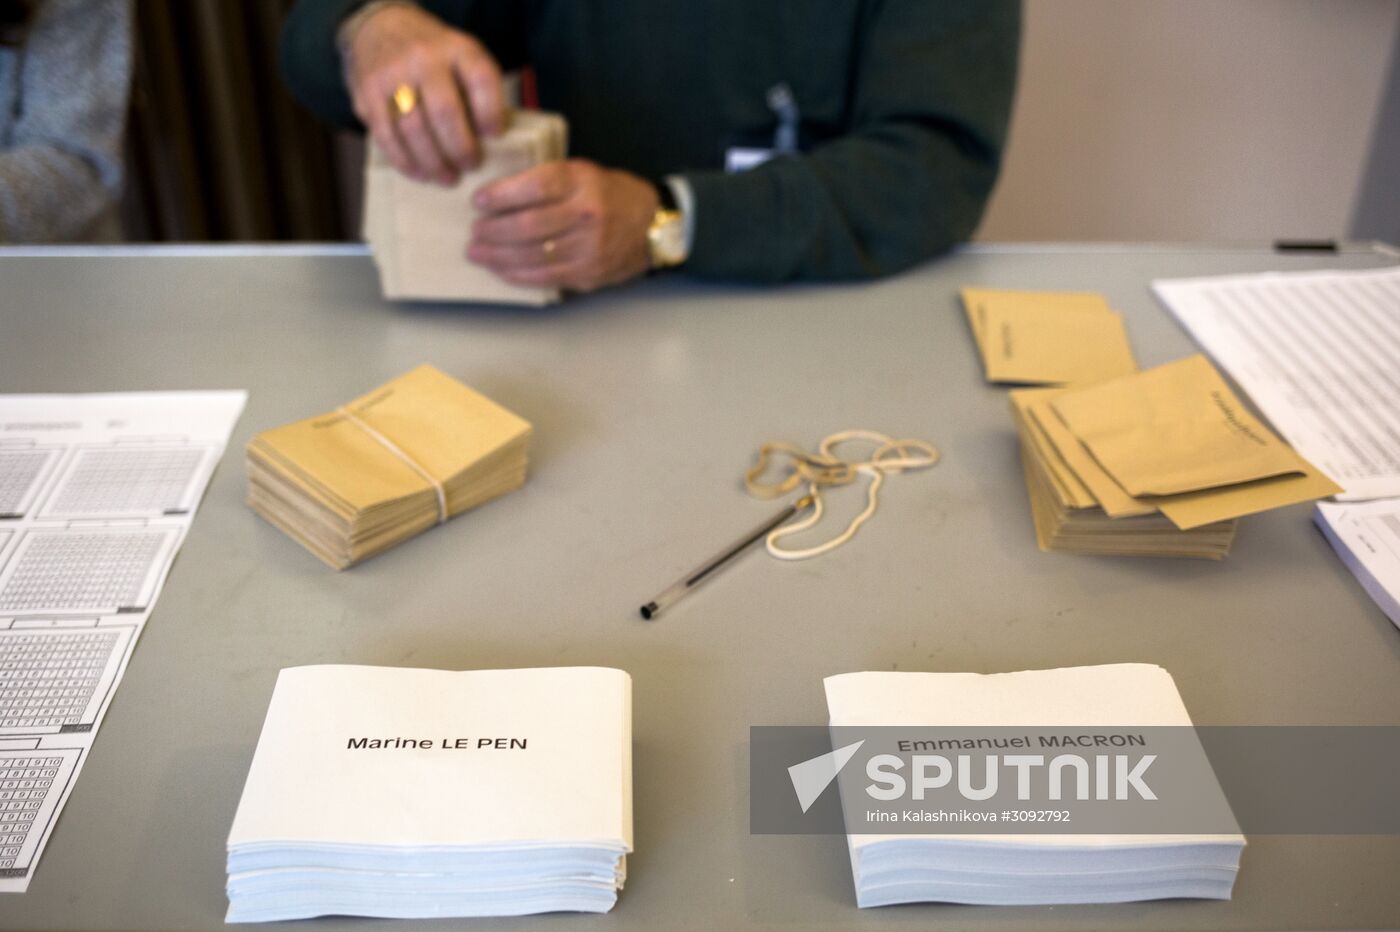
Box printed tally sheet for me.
[0,391,246,891]
[1154,265,1400,501]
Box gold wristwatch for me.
[647,182,688,270]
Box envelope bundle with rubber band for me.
[246,364,531,569]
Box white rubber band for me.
[337,406,449,524]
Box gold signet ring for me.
[391,84,417,117]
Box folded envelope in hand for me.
[364,109,568,305]
[1050,355,1311,497]
[960,288,1136,385]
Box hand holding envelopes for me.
[364,109,568,305]
[960,288,1137,386]
[246,365,531,569]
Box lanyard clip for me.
[766,83,800,154]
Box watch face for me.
[650,211,687,267]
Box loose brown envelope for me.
[1008,389,1097,510]
[960,288,1136,385]
[1023,359,1341,528]
[1153,467,1340,530]
[252,364,532,516]
[1021,388,1339,529]
[1019,389,1157,518]
[1050,354,1309,497]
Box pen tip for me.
[640,602,657,620]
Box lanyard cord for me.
[743,429,939,560]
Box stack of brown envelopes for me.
[247,365,532,569]
[1011,355,1340,559]
[364,109,568,305]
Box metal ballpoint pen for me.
[639,494,815,620]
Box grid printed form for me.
[47,447,205,516]
[0,629,123,730]
[0,531,168,612]
[0,450,52,516]
[0,754,66,870]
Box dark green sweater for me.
[282,0,1020,282]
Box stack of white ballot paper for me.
[226,665,632,922]
[824,664,1244,907]
[364,109,568,305]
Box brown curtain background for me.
[121,0,357,241]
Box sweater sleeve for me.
[280,0,528,131]
[0,0,131,243]
[679,0,1020,282]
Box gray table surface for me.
[1,243,1398,931]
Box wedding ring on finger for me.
[542,239,558,261]
[391,84,417,118]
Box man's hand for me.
[468,160,660,293]
[344,4,504,185]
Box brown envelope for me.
[1019,374,1339,529]
[963,287,1113,352]
[1023,390,1158,518]
[252,364,532,516]
[1154,467,1341,529]
[1009,389,1098,510]
[960,288,1135,385]
[1050,355,1309,496]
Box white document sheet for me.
[1315,499,1400,630]
[1153,266,1400,500]
[0,390,246,892]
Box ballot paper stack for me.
[226,665,633,922]
[1009,355,1339,559]
[364,109,568,305]
[825,664,1245,907]
[246,364,531,569]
